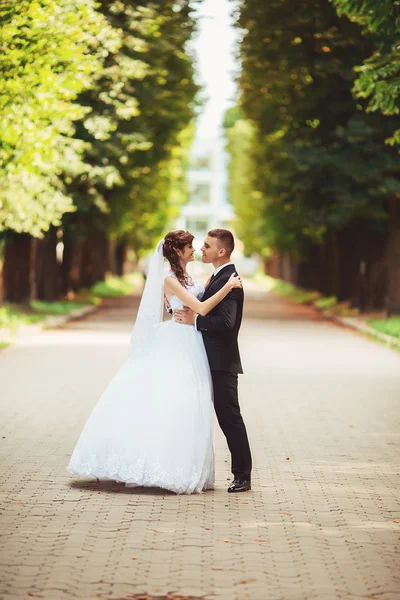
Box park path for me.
[1,290,400,600]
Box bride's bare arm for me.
[164,274,241,317]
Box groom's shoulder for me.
[222,263,237,275]
[218,264,236,282]
[221,264,244,299]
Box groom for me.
[174,228,252,492]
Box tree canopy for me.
[227,0,400,310]
[333,0,400,144]
[0,0,200,302]
[0,0,118,236]
[232,0,400,255]
[0,0,198,249]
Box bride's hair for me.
[163,230,194,287]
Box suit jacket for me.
[196,264,243,374]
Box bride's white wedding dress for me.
[67,272,214,494]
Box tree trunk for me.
[3,233,35,303]
[60,217,85,295]
[277,252,292,282]
[0,240,4,306]
[387,197,400,315]
[108,238,117,276]
[297,243,326,292]
[317,239,334,296]
[35,227,59,302]
[330,231,340,300]
[115,241,128,276]
[79,230,109,288]
[335,229,356,302]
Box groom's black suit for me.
[196,264,252,480]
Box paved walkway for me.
[1,291,400,600]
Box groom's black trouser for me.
[211,370,252,480]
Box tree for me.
[233,0,400,309]
[61,0,199,292]
[332,0,400,313]
[0,1,199,302]
[0,0,117,236]
[223,107,268,257]
[0,0,118,302]
[333,0,400,145]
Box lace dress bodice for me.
[165,271,205,312]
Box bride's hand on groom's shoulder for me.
[228,273,243,290]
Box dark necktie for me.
[206,273,215,290]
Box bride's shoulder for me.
[192,279,205,294]
[164,270,176,279]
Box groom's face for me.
[201,236,225,264]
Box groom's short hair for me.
[208,228,235,257]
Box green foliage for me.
[66,0,198,253]
[0,0,198,254]
[333,0,400,144]
[0,303,72,330]
[233,0,400,259]
[368,316,400,339]
[91,275,135,297]
[252,272,321,304]
[0,273,140,337]
[30,300,88,314]
[314,296,338,309]
[0,0,117,236]
[223,108,269,256]
[272,281,321,305]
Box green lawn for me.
[91,274,140,297]
[368,317,400,339]
[0,273,142,341]
[253,272,321,305]
[0,301,89,331]
[30,300,88,314]
[253,273,361,316]
[314,296,338,310]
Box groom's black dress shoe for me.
[227,478,251,493]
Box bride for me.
[67,230,242,494]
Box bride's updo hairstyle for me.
[163,230,194,287]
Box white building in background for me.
[175,136,258,277]
[176,136,233,242]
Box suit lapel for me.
[203,264,235,297]
[204,273,215,294]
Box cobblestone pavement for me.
[1,291,400,600]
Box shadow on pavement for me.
[69,479,175,495]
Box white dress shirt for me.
[212,262,233,277]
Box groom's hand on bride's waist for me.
[174,306,196,325]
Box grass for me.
[367,316,400,339]
[253,272,321,305]
[273,281,321,305]
[0,300,89,332]
[253,272,360,316]
[251,271,399,349]
[314,296,338,310]
[0,273,143,343]
[30,300,88,315]
[91,273,143,298]
[0,305,45,330]
[91,276,133,298]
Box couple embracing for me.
[68,229,252,495]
